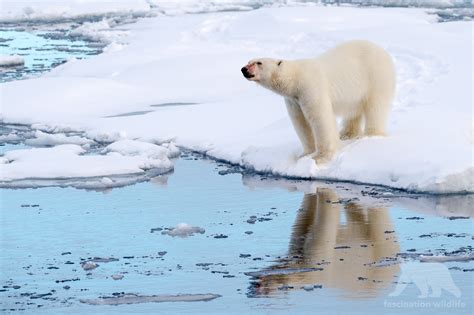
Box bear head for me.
[242,58,292,94]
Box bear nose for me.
[241,66,253,78]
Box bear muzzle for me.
[241,66,254,79]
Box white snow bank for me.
[1,6,472,193]
[0,0,152,23]
[0,55,24,67]
[25,130,94,147]
[161,223,206,238]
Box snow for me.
[1,4,473,193]
[0,55,24,67]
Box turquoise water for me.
[0,30,100,82]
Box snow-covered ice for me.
[25,130,94,147]
[0,140,175,182]
[0,4,472,193]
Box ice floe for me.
[1,4,472,193]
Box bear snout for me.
[241,66,254,79]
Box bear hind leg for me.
[363,94,392,137]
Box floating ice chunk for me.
[111,274,124,280]
[0,55,24,67]
[0,144,173,182]
[81,262,99,271]
[25,130,94,147]
[161,223,205,238]
[89,257,119,263]
[104,139,176,171]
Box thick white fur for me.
[243,40,396,164]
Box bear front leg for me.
[285,98,315,157]
[299,96,339,164]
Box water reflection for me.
[248,187,400,298]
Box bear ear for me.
[277,60,282,66]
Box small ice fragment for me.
[101,177,114,185]
[112,274,124,280]
[89,257,119,263]
[81,262,99,271]
[0,55,24,67]
[161,223,205,238]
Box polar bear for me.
[241,40,395,163]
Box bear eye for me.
[256,62,262,65]
[277,60,282,66]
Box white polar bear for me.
[241,40,396,164]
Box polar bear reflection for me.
[249,188,399,297]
